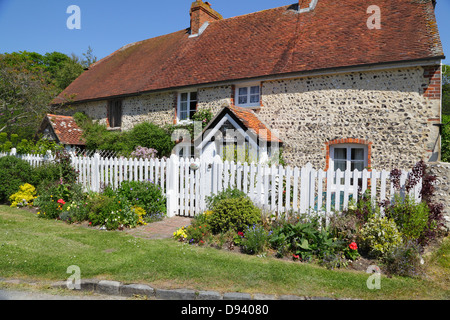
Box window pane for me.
[190,92,197,102]
[351,148,365,161]
[351,161,365,171]
[189,100,197,112]
[179,111,188,121]
[180,101,188,112]
[238,95,248,104]
[239,87,248,96]
[250,86,260,95]
[334,148,347,160]
[250,94,260,104]
[334,160,347,171]
[180,93,188,102]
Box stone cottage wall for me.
[61,66,441,172]
[257,66,441,171]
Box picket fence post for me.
[166,154,179,218]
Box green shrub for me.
[86,193,138,230]
[384,195,430,241]
[0,156,33,204]
[116,180,166,218]
[207,197,261,234]
[206,188,247,211]
[125,122,175,158]
[359,216,403,258]
[30,162,62,191]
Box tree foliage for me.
[0,48,96,139]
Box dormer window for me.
[235,83,261,108]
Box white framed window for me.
[178,91,198,123]
[329,144,368,187]
[235,83,261,107]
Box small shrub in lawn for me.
[207,196,261,234]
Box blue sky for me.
[0,0,449,64]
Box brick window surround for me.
[325,138,373,171]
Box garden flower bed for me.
[172,161,448,278]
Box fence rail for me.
[0,152,421,219]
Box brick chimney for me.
[190,0,222,35]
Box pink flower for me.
[349,242,358,251]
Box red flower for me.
[238,231,244,237]
[349,242,358,251]
[57,199,66,205]
[293,254,300,260]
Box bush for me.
[206,188,247,211]
[0,156,33,204]
[116,180,166,218]
[125,122,175,158]
[207,197,261,234]
[359,216,403,258]
[9,183,37,208]
[30,162,62,192]
[384,195,430,242]
[86,193,138,230]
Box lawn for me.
[0,205,448,300]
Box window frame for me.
[329,144,369,190]
[177,91,198,124]
[234,83,261,108]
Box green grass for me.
[0,205,448,300]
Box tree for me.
[443,64,449,115]
[0,48,94,139]
[0,54,59,138]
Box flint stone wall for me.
[62,67,440,172]
[257,67,440,171]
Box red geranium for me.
[349,242,358,251]
[57,199,66,205]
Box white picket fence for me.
[0,152,421,219]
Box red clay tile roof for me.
[45,114,85,146]
[53,0,444,105]
[228,106,282,143]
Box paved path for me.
[124,216,192,240]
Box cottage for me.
[53,0,445,171]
